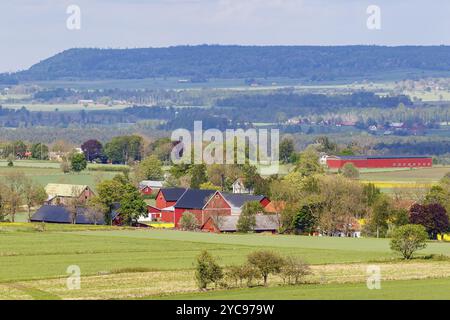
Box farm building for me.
[156,189,272,228]
[145,205,163,221]
[45,184,95,206]
[155,187,187,209]
[139,180,164,196]
[325,155,433,169]
[170,189,217,226]
[204,192,270,216]
[31,205,120,225]
[202,214,280,233]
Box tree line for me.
[8,45,450,81]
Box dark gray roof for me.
[216,215,279,232]
[221,193,265,209]
[31,205,119,225]
[174,189,216,209]
[333,155,431,160]
[159,188,187,202]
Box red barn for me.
[155,188,187,209]
[202,192,271,232]
[172,189,217,226]
[326,155,433,169]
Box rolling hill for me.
[4,45,450,82]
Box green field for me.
[0,226,449,299]
[359,166,450,183]
[0,160,127,189]
[159,277,450,300]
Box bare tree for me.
[65,186,84,224]
[85,198,106,225]
[22,178,47,222]
[3,172,26,222]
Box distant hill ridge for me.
[5,45,450,82]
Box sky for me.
[0,0,449,72]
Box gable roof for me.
[159,188,187,202]
[45,184,91,198]
[212,215,279,232]
[31,205,119,225]
[232,178,245,186]
[174,189,216,209]
[220,193,266,209]
[139,180,164,189]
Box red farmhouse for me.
[326,155,433,169]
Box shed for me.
[202,214,280,233]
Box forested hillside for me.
[6,45,450,82]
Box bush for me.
[60,161,70,174]
[226,263,260,288]
[33,222,46,232]
[247,250,285,286]
[195,250,223,290]
[280,257,311,285]
[70,153,87,172]
[390,224,428,259]
[340,163,359,179]
[179,212,199,231]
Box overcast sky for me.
[0,0,449,72]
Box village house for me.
[140,188,187,222]
[138,180,164,196]
[232,178,253,194]
[44,183,95,206]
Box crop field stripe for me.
[154,277,450,300]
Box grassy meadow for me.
[0,226,449,300]
[159,277,450,300]
[0,160,124,190]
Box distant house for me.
[202,214,280,233]
[323,219,361,238]
[139,180,164,196]
[31,205,120,225]
[48,151,66,162]
[45,184,95,206]
[144,205,163,221]
[232,178,253,194]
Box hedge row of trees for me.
[195,250,311,290]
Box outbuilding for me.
[326,155,433,169]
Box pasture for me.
[0,160,125,189]
[160,277,450,300]
[359,166,449,183]
[0,226,449,299]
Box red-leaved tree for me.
[410,203,449,240]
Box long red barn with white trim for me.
[326,155,433,169]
